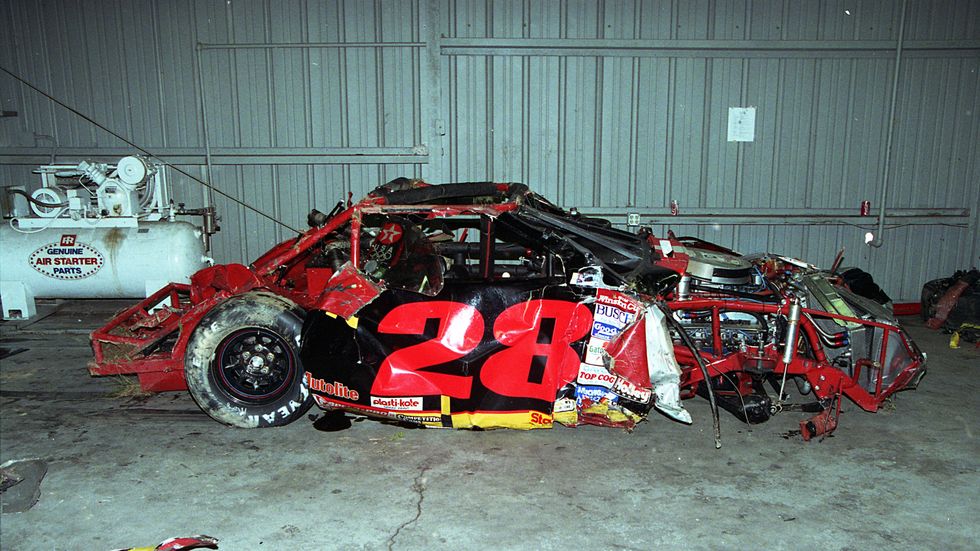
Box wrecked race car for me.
[90,180,926,440]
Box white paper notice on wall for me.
[727,107,756,142]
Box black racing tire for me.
[184,292,313,428]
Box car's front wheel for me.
[184,292,313,428]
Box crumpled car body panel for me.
[91,180,925,439]
[302,281,685,430]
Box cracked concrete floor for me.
[1,300,978,550]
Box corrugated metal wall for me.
[1,0,978,300]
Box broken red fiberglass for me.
[90,180,926,441]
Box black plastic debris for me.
[0,459,47,513]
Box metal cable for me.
[661,304,722,449]
[0,65,301,234]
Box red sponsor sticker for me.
[370,396,424,411]
[377,223,403,245]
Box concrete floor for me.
[1,300,977,551]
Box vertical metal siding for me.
[0,0,977,299]
[438,0,978,300]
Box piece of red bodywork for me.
[112,535,219,551]
[88,263,263,391]
[926,279,971,329]
[88,188,521,392]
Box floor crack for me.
[387,465,430,551]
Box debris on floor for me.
[0,346,29,360]
[949,323,980,349]
[112,534,219,551]
[0,459,47,513]
[922,269,979,332]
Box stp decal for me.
[29,236,105,280]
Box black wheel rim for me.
[213,328,295,404]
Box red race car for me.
[91,180,925,441]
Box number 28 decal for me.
[369,299,593,402]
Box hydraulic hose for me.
[660,303,722,449]
[6,187,68,208]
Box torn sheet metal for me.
[313,262,384,320]
[111,535,219,551]
[606,304,691,424]
[302,282,667,430]
[92,179,927,440]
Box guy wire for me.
[0,65,302,234]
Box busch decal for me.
[584,289,641,364]
[29,235,104,280]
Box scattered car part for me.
[0,459,47,514]
[111,535,219,551]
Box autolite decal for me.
[371,396,424,411]
[305,373,360,401]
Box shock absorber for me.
[773,298,802,413]
[782,298,802,365]
[677,274,691,300]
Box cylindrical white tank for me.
[0,221,208,299]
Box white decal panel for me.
[29,235,104,280]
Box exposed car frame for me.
[90,180,926,440]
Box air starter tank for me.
[0,221,208,319]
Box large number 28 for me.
[369,299,593,402]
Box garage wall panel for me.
[1,0,977,300]
[437,0,978,300]
[526,56,562,200]
[597,57,638,207]
[1,0,426,265]
[633,58,671,210]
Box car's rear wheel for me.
[184,292,313,428]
